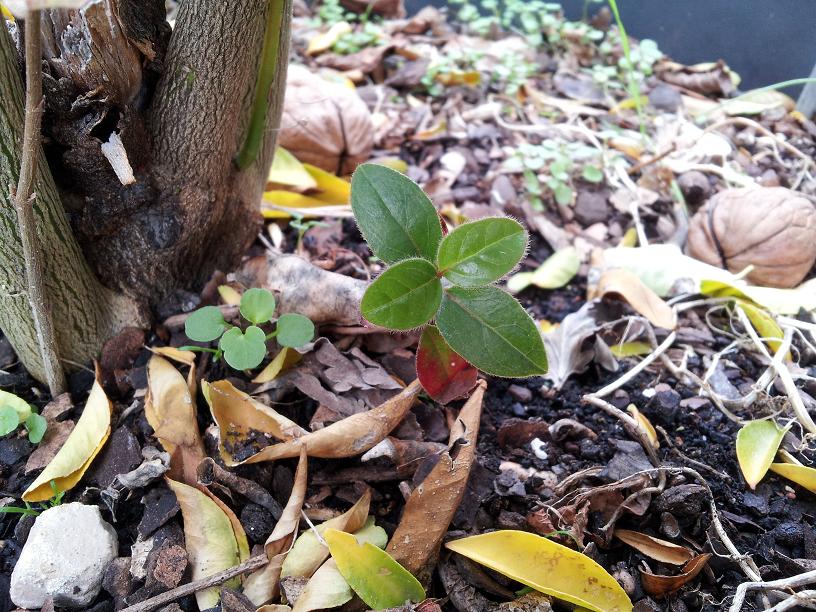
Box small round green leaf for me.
[0,405,20,436]
[276,313,315,348]
[25,413,47,444]
[240,288,277,324]
[436,286,548,377]
[437,217,527,288]
[581,165,604,183]
[351,163,443,263]
[185,306,228,342]
[220,326,267,370]
[361,258,442,330]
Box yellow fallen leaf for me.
[303,163,351,203]
[615,529,693,565]
[435,69,481,86]
[324,528,425,609]
[769,462,816,494]
[261,191,352,219]
[252,347,302,383]
[627,404,658,449]
[307,21,352,56]
[23,373,111,502]
[1,4,14,19]
[369,157,408,173]
[291,559,352,612]
[700,279,816,315]
[244,448,308,605]
[737,301,786,356]
[205,379,307,465]
[268,147,318,191]
[167,479,242,610]
[445,530,632,612]
[218,284,242,306]
[736,420,788,489]
[145,355,205,485]
[592,268,676,329]
[282,491,371,579]
[148,346,196,367]
[506,248,580,293]
[610,341,651,358]
[218,379,422,465]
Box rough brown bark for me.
[0,21,142,383]
[44,0,292,303]
[0,1,293,382]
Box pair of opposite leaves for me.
[352,163,548,378]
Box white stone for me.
[10,502,118,609]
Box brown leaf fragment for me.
[640,553,712,597]
[244,448,308,605]
[386,381,486,578]
[615,529,694,565]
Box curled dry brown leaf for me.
[639,553,712,597]
[244,447,309,605]
[614,529,694,565]
[386,380,486,577]
[145,355,205,485]
[591,268,677,329]
[211,379,422,465]
[687,187,816,288]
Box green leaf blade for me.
[361,259,442,330]
[324,528,425,609]
[276,313,315,347]
[351,164,443,263]
[240,288,276,324]
[436,286,547,377]
[25,413,47,444]
[185,306,228,342]
[736,420,788,489]
[220,326,267,370]
[437,217,527,288]
[0,405,20,436]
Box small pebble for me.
[508,384,532,403]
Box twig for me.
[768,590,816,612]
[119,554,268,612]
[13,10,65,396]
[197,457,283,519]
[587,331,676,399]
[729,569,816,612]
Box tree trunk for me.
[0,0,293,382]
[0,22,142,383]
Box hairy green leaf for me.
[0,405,19,436]
[276,313,315,348]
[220,326,267,370]
[324,528,425,609]
[361,259,442,330]
[437,217,527,287]
[185,306,228,342]
[351,164,442,263]
[436,286,547,377]
[240,288,277,325]
[25,413,47,444]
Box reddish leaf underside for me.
[416,325,478,404]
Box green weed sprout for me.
[183,288,314,371]
[0,389,46,444]
[351,163,547,379]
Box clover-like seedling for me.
[0,389,46,444]
[351,163,548,395]
[183,288,314,370]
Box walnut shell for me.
[278,66,373,176]
[687,187,816,288]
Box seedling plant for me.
[0,389,46,443]
[0,481,64,517]
[183,288,314,371]
[351,163,548,399]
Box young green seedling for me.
[351,163,548,398]
[0,389,46,443]
[183,288,314,371]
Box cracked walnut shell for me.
[687,187,816,288]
